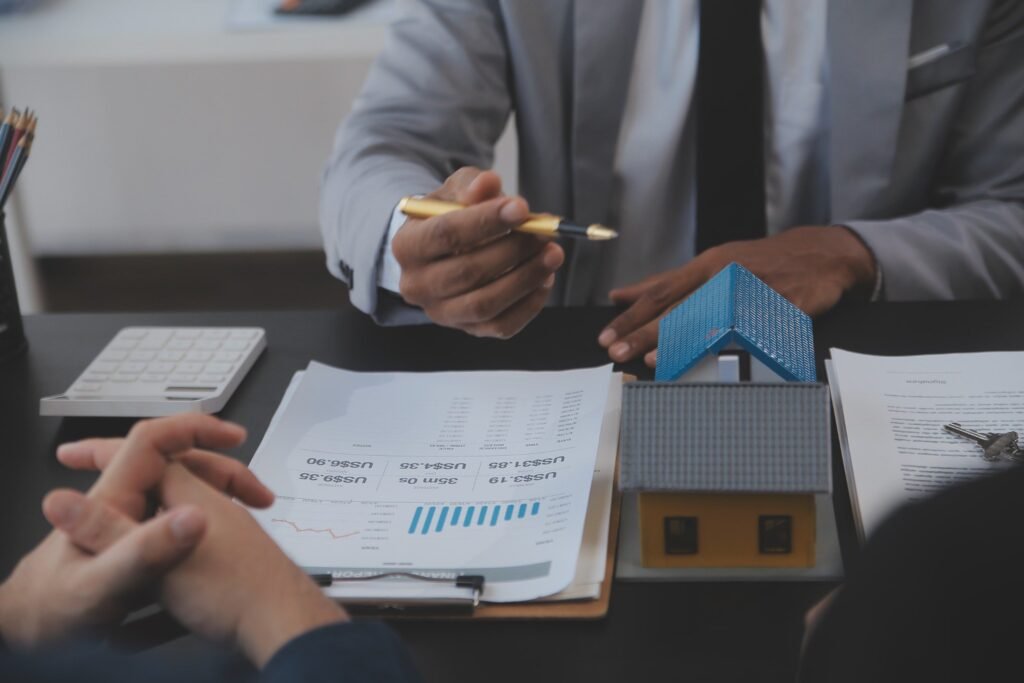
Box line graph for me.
[271,518,360,540]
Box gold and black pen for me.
[398,196,618,241]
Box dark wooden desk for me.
[1,302,1020,682]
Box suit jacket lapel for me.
[828,0,913,220]
[563,0,643,305]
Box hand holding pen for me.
[389,167,570,340]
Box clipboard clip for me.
[308,571,486,607]
[454,575,485,606]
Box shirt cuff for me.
[869,261,884,302]
[834,223,885,302]
[377,202,409,295]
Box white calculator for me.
[40,327,266,418]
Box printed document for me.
[248,362,616,603]
[828,349,1024,540]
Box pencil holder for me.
[0,212,28,361]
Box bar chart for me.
[408,501,542,535]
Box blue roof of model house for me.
[655,263,816,382]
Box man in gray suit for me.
[321,0,1024,366]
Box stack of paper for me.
[827,349,1024,540]
[249,362,621,604]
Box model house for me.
[620,264,830,569]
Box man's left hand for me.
[597,226,877,366]
[0,493,207,647]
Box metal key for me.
[943,422,1022,462]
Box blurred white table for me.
[0,0,388,260]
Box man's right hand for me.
[391,167,565,339]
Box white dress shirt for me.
[379,0,829,300]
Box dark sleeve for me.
[0,641,256,683]
[262,621,423,683]
[799,465,1024,683]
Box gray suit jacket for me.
[321,0,1024,324]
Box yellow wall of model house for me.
[638,492,816,568]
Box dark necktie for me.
[695,0,767,253]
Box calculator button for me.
[205,362,233,374]
[178,362,204,374]
[213,351,240,362]
[112,373,139,382]
[174,330,201,339]
[90,361,118,373]
[169,374,197,383]
[120,362,146,373]
[129,351,156,361]
[158,350,185,362]
[195,339,220,350]
[147,362,175,373]
[81,373,109,382]
[199,374,227,384]
[185,350,212,361]
[141,374,167,382]
[222,340,248,351]
[137,332,172,349]
[203,330,229,339]
[100,351,128,362]
[166,339,193,351]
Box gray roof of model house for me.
[619,382,831,493]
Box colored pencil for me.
[3,110,27,172]
[0,109,37,210]
[0,109,18,171]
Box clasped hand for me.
[0,414,347,668]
